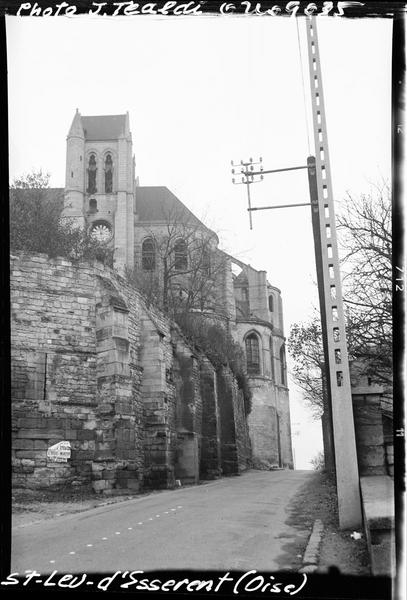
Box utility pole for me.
[305,16,361,529]
[231,17,362,530]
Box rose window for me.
[90,221,112,243]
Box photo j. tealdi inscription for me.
[15,1,365,17]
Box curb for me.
[299,519,324,574]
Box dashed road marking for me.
[177,505,183,508]
[86,544,93,547]
[115,532,121,535]
[138,522,143,525]
[49,560,55,564]
[156,515,160,517]
[69,552,75,555]
[102,537,108,540]
[128,527,133,530]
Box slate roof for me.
[81,115,127,141]
[136,186,216,238]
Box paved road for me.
[11,470,312,574]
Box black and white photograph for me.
[2,1,404,597]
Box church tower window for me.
[142,238,156,271]
[280,344,287,386]
[105,153,113,193]
[87,154,97,194]
[174,239,188,271]
[202,250,211,276]
[269,336,275,381]
[245,333,260,375]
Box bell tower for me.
[64,108,85,229]
[63,110,136,272]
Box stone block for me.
[17,429,65,439]
[18,417,46,428]
[12,439,34,450]
[93,480,108,492]
[95,450,114,460]
[21,465,35,473]
[358,445,386,469]
[33,440,48,450]
[77,430,95,441]
[127,480,140,491]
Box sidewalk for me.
[284,471,370,575]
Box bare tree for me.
[338,181,392,387]
[288,316,325,419]
[128,204,229,319]
[288,181,392,415]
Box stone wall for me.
[11,253,251,493]
[352,390,388,477]
[276,388,294,469]
[199,359,222,479]
[232,384,252,472]
[215,367,251,475]
[11,254,146,492]
[246,379,293,469]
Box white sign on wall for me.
[47,441,71,463]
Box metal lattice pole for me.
[305,16,362,529]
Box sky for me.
[6,13,393,468]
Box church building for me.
[63,110,294,471]
[11,110,293,494]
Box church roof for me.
[81,114,127,141]
[136,186,217,239]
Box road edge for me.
[298,519,324,574]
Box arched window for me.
[245,333,260,375]
[268,294,274,312]
[174,239,187,271]
[269,336,275,381]
[142,238,155,271]
[202,250,211,276]
[87,154,97,194]
[280,344,286,386]
[104,153,113,193]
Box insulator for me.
[250,165,254,171]
[232,178,235,184]
[241,177,244,183]
[260,166,263,171]
[232,169,235,174]
[261,175,264,180]
[260,157,262,162]
[231,160,234,166]
[250,157,253,162]
[240,160,243,165]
